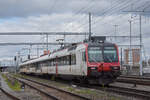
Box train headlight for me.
[88,67,97,70]
[91,67,96,70]
[114,67,118,70]
[111,66,120,70]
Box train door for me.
[80,49,87,76]
[36,62,41,74]
[70,53,77,75]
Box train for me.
[19,36,120,85]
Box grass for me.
[2,73,21,91]
[75,89,97,95]
[12,73,67,88]
[67,87,75,92]
[66,86,122,100]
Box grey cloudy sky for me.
[0,0,150,63]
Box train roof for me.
[19,43,87,66]
[88,42,115,46]
[85,36,116,46]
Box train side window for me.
[60,57,63,65]
[33,63,35,67]
[44,62,46,66]
[51,60,52,66]
[57,58,60,65]
[27,64,29,70]
[37,62,41,70]
[48,60,51,66]
[52,59,54,66]
[43,61,46,67]
[49,60,52,66]
[69,55,71,65]
[55,59,56,66]
[82,51,86,62]
[57,58,61,65]
[63,56,66,65]
[42,62,44,67]
[35,63,37,67]
[66,56,70,65]
[44,62,46,67]
[51,60,53,66]
[60,58,63,65]
[41,62,43,67]
[46,61,49,67]
[45,61,47,67]
[40,62,42,67]
[71,54,76,65]
[63,56,68,65]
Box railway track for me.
[117,75,150,86]
[0,75,21,100]
[119,75,150,80]
[12,76,90,100]
[0,87,21,100]
[90,85,150,100]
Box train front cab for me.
[86,43,120,85]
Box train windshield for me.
[88,47,103,62]
[103,46,118,62]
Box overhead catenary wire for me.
[72,0,138,32]
[92,0,150,37]
[73,0,120,22]
[65,0,97,31]
[93,0,140,29]
[65,0,123,31]
[73,0,147,33]
[91,0,148,30]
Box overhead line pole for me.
[113,24,119,40]
[129,20,132,70]
[139,14,143,76]
[46,34,49,51]
[89,12,92,41]
[128,20,132,52]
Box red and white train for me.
[19,37,120,85]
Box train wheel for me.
[98,77,112,86]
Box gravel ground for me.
[0,90,13,100]
[111,82,150,92]
[14,74,141,100]
[110,82,150,100]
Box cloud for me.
[0,0,101,18]
[0,0,149,18]
[0,0,150,62]
[0,13,87,60]
[0,13,86,32]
